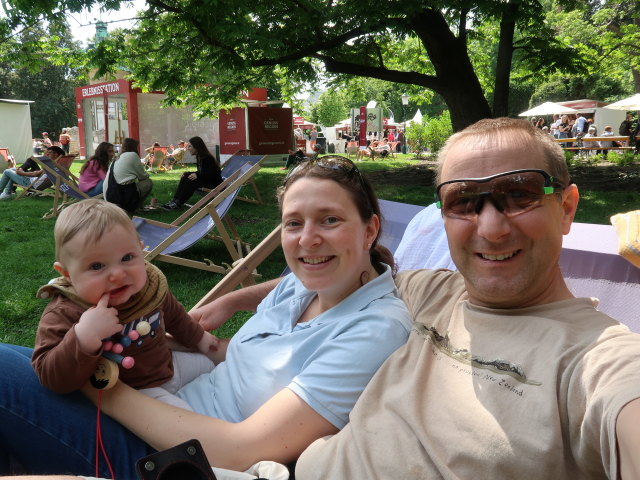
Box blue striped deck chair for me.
[381,202,640,331]
[32,155,95,219]
[132,161,262,276]
[220,153,265,204]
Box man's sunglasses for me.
[435,169,567,220]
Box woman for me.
[78,142,114,196]
[59,128,71,154]
[162,136,222,210]
[0,156,412,479]
[104,137,152,212]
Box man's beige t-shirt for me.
[297,269,640,479]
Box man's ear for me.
[53,262,70,279]
[561,184,580,235]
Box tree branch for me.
[252,25,377,66]
[314,54,440,90]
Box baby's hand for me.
[76,293,122,355]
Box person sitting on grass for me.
[0,156,411,478]
[78,142,115,197]
[104,137,153,213]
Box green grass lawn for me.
[1,156,638,347]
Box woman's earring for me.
[367,243,372,250]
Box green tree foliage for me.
[2,0,590,131]
[0,20,84,139]
[314,90,347,128]
[406,111,452,155]
[543,1,639,95]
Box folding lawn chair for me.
[559,221,640,332]
[132,161,263,276]
[195,153,265,206]
[379,202,640,331]
[27,155,93,219]
[148,146,168,173]
[346,142,359,160]
[14,155,76,200]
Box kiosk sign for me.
[80,81,122,98]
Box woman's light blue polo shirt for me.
[177,265,411,428]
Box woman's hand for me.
[188,173,197,181]
[189,278,282,331]
[81,379,337,471]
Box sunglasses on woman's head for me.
[435,169,567,220]
[285,157,362,183]
[284,156,373,213]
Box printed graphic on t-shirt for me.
[414,322,542,389]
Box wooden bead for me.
[90,357,119,390]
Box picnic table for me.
[553,135,639,153]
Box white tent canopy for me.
[604,94,640,111]
[406,109,423,125]
[0,99,33,162]
[518,101,578,117]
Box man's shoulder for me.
[395,269,464,304]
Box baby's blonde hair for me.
[54,199,139,262]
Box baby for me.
[32,199,218,409]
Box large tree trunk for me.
[409,9,492,131]
[633,68,640,93]
[493,1,519,117]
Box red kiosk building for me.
[76,80,293,162]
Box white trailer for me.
[0,99,33,163]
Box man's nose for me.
[475,196,511,241]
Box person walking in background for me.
[59,129,71,154]
[162,136,222,210]
[78,142,114,196]
[397,129,405,153]
[41,132,53,148]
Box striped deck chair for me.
[132,161,262,276]
[15,155,76,201]
[30,156,93,219]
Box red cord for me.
[95,390,116,479]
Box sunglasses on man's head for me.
[435,169,567,220]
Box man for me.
[573,112,587,136]
[619,113,633,137]
[191,118,640,479]
[0,146,65,200]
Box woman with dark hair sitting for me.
[162,136,223,210]
[78,142,114,196]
